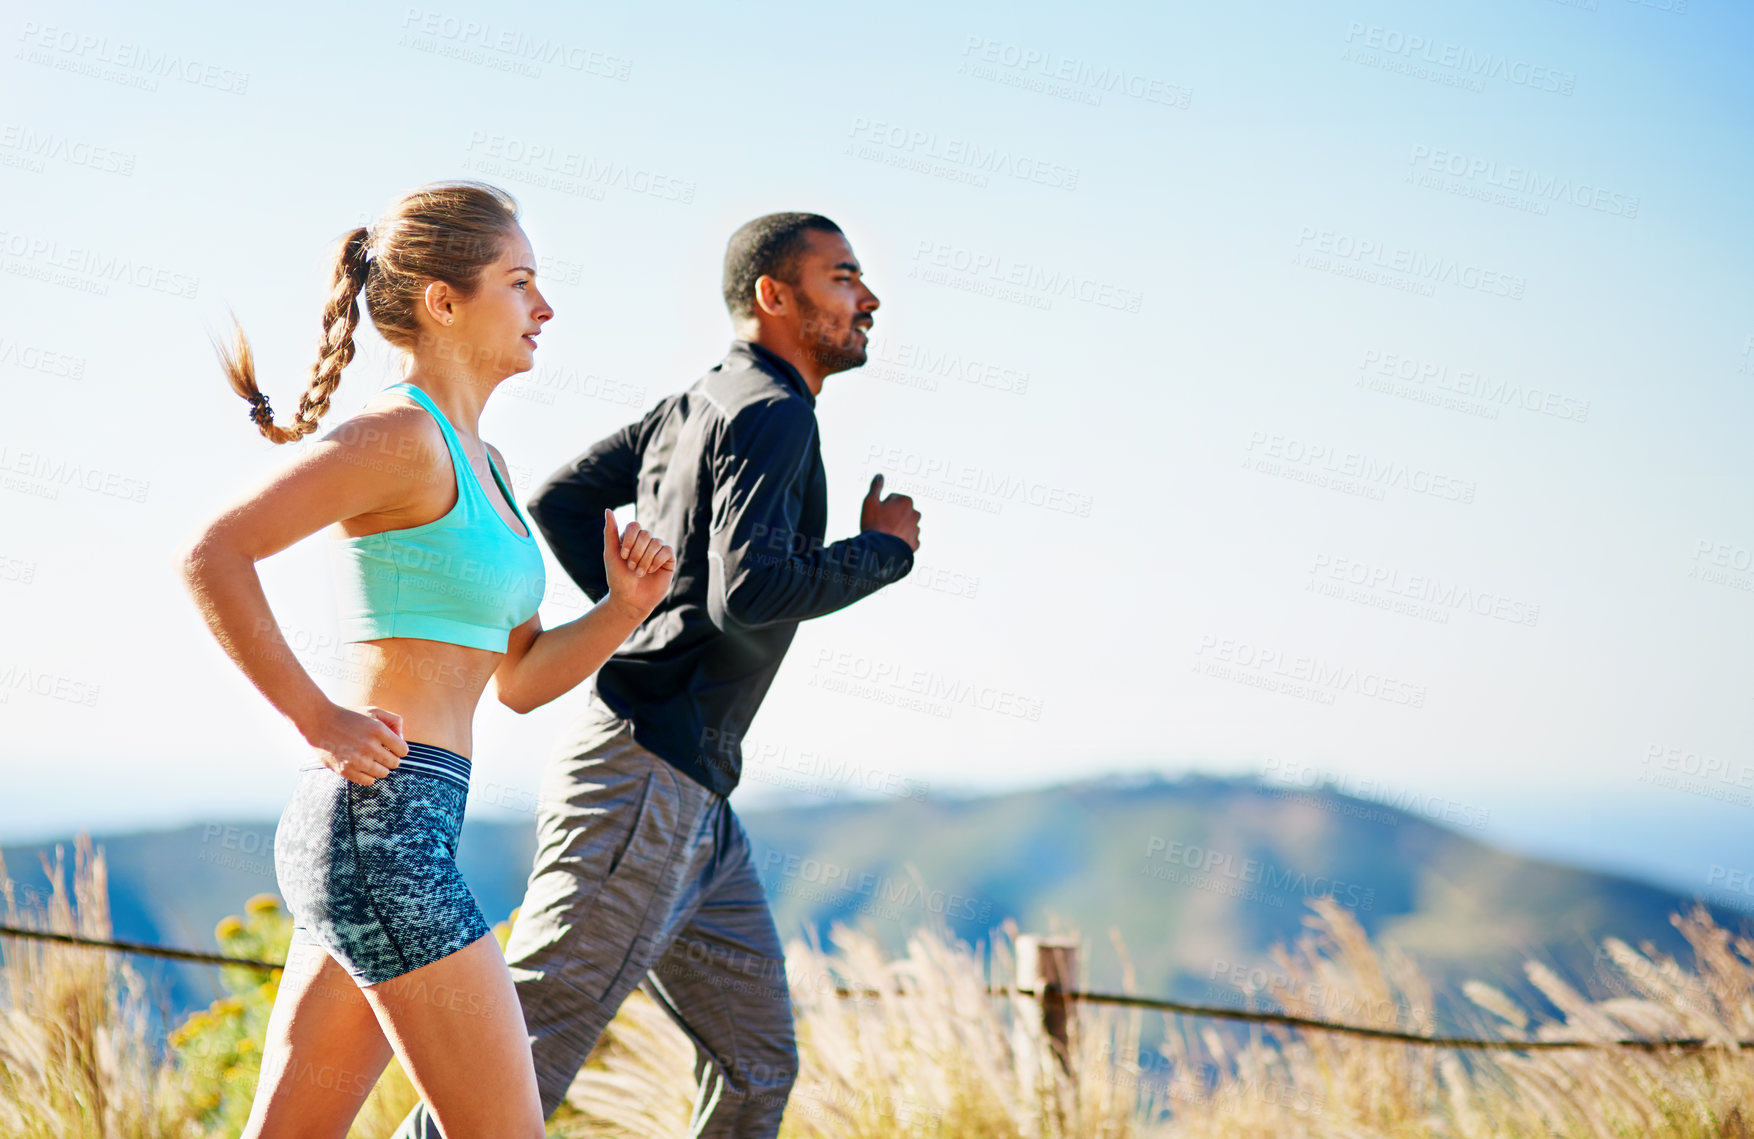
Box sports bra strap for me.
[387,381,532,536]
[389,381,468,466]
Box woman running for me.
[177,180,675,1138]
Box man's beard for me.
[796,295,868,374]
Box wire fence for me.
[4,923,1746,1054]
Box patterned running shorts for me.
[274,741,491,986]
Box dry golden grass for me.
[0,835,201,1139]
[2,840,1750,1138]
[559,902,1754,1139]
[1121,898,1754,1138]
[559,917,1154,1139]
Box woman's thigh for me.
[242,938,393,1139]
[362,932,544,1139]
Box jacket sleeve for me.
[527,418,643,603]
[706,397,914,632]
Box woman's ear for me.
[422,279,455,326]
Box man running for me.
[393,212,921,1138]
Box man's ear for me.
[753,274,791,319]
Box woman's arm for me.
[492,507,675,714]
[174,403,442,783]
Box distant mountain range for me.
[4,774,1743,1032]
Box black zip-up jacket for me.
[527,340,916,797]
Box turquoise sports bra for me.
[330,381,546,653]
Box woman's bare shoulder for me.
[311,393,450,481]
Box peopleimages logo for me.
[398,8,631,80]
[1193,634,1428,709]
[1142,837,1377,911]
[1306,553,1541,628]
[0,124,136,175]
[862,443,1093,517]
[864,333,1030,396]
[0,664,101,707]
[809,649,1045,722]
[706,727,930,802]
[463,132,695,203]
[0,335,85,379]
[16,21,251,94]
[1261,758,1492,831]
[958,37,1193,108]
[1243,431,1477,504]
[1357,348,1590,423]
[0,443,151,503]
[1407,145,1637,219]
[0,229,199,300]
[1641,743,1754,792]
[909,240,1143,313]
[0,554,37,586]
[846,117,1080,191]
[1341,22,1576,95]
[1705,865,1754,901]
[759,851,993,923]
[1294,226,1525,300]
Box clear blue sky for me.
[3,0,1751,901]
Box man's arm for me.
[706,397,913,632]
[528,418,644,602]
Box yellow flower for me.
[211,996,245,1018]
[493,906,521,951]
[235,1037,256,1053]
[245,893,281,916]
[215,916,244,941]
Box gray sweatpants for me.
[389,715,798,1138]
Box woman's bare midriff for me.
[331,635,505,759]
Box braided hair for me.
[215,181,521,443]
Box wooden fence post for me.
[1016,934,1078,1076]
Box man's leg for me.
[389,723,716,1138]
[643,802,798,1139]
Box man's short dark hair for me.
[722,212,843,321]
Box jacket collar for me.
[729,339,816,408]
